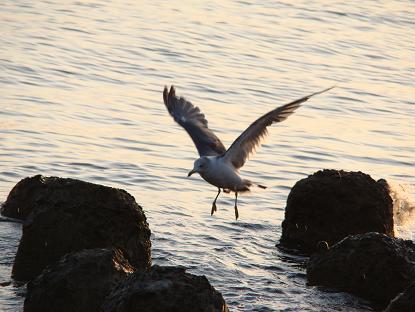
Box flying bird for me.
[163,85,333,219]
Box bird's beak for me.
[188,169,196,177]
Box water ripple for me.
[1,0,414,311]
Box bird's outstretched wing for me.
[222,86,335,169]
[163,86,226,156]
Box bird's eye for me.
[199,164,204,168]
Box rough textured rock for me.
[11,175,151,281]
[102,265,229,312]
[24,248,133,312]
[279,169,393,253]
[1,175,48,219]
[384,282,415,312]
[307,232,415,307]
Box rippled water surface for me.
[1,1,414,311]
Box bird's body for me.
[163,85,333,219]
[195,156,250,192]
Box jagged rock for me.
[279,169,393,253]
[10,175,151,281]
[384,282,415,312]
[102,265,229,312]
[24,248,133,312]
[307,232,415,307]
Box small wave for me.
[384,180,415,239]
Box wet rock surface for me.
[307,232,415,307]
[11,175,151,281]
[102,265,229,312]
[384,282,415,312]
[24,248,133,312]
[279,169,394,253]
[1,175,48,220]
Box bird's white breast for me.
[200,157,244,190]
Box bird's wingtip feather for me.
[312,85,336,97]
[163,86,169,105]
[163,85,177,105]
[170,85,176,96]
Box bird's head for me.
[188,157,208,177]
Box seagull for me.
[163,85,334,219]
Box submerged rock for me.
[279,169,393,253]
[384,282,415,312]
[24,248,133,312]
[307,232,415,307]
[102,265,229,312]
[11,175,151,281]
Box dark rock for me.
[11,175,151,281]
[1,175,47,219]
[316,241,330,252]
[102,265,229,312]
[307,232,415,307]
[384,282,415,312]
[24,248,133,312]
[279,169,393,253]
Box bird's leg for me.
[234,192,239,220]
[211,188,221,216]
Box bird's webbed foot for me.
[234,205,239,220]
[211,202,217,215]
[234,191,239,220]
[211,188,221,216]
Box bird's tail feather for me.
[244,179,267,190]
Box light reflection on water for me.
[1,0,414,311]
